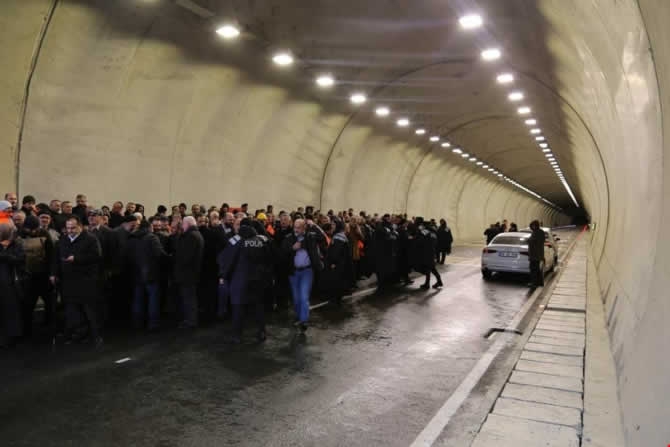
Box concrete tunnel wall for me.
[2,0,669,445]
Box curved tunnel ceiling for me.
[217,0,587,210]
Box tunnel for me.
[1,1,668,446]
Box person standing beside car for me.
[527,220,545,288]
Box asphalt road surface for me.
[0,230,576,447]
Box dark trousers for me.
[436,250,448,264]
[231,298,265,338]
[179,284,198,327]
[132,282,160,329]
[65,301,100,338]
[423,266,442,286]
[529,260,544,286]
[22,273,55,335]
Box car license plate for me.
[499,251,517,258]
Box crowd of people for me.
[483,219,519,244]
[0,192,454,348]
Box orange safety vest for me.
[265,224,275,236]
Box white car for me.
[481,232,556,280]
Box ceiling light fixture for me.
[518,106,531,115]
[415,128,426,135]
[452,148,463,154]
[441,142,451,148]
[508,91,524,101]
[542,148,551,153]
[397,118,410,127]
[461,153,470,158]
[481,48,501,61]
[459,14,483,29]
[530,128,541,134]
[476,161,483,166]
[539,143,548,148]
[316,75,334,87]
[272,52,294,66]
[482,165,489,169]
[469,157,477,162]
[536,136,545,141]
[430,136,440,142]
[216,24,241,39]
[497,73,514,84]
[350,93,367,104]
[375,106,390,116]
[525,119,537,125]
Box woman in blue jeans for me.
[282,218,324,332]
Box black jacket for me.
[174,227,204,285]
[373,223,398,276]
[90,225,117,273]
[281,231,324,275]
[108,212,124,229]
[52,231,102,304]
[201,225,229,279]
[409,227,437,274]
[321,232,353,296]
[437,225,454,252]
[528,228,545,262]
[127,229,167,283]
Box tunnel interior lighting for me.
[518,106,531,115]
[397,118,410,127]
[543,148,551,153]
[452,148,463,154]
[525,119,537,125]
[469,157,477,162]
[476,161,483,166]
[375,106,390,116]
[508,91,524,101]
[482,164,489,169]
[488,168,494,172]
[481,48,501,61]
[459,14,483,29]
[350,93,367,104]
[272,52,294,66]
[497,173,503,177]
[535,136,545,141]
[430,136,440,142]
[441,142,451,148]
[530,128,541,134]
[461,153,470,158]
[539,143,548,148]
[216,25,241,39]
[316,75,335,87]
[415,128,426,135]
[497,73,514,84]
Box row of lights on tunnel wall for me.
[215,15,577,210]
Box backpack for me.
[23,236,47,275]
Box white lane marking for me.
[115,357,131,364]
[409,333,514,447]
[409,286,544,447]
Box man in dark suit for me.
[50,216,103,347]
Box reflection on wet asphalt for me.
[0,233,574,447]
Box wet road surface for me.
[0,233,575,447]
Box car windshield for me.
[492,235,529,245]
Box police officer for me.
[218,218,272,343]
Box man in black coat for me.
[199,211,228,324]
[409,219,443,290]
[174,216,204,329]
[50,216,103,347]
[527,220,546,288]
[436,219,454,264]
[88,209,117,325]
[321,219,352,307]
[373,214,398,293]
[127,220,167,330]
